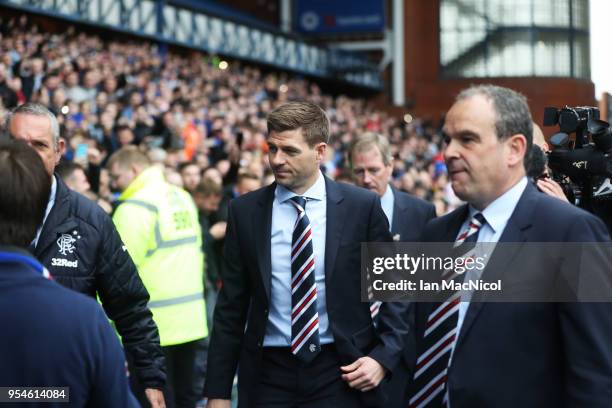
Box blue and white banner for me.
[295,0,385,35]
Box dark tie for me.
[289,196,321,362]
[409,213,486,408]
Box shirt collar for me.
[275,171,326,203]
[381,184,393,204]
[32,175,57,248]
[468,177,528,233]
[44,175,57,225]
[49,175,57,205]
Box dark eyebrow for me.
[457,130,479,139]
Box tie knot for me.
[290,196,307,212]
[471,213,486,229]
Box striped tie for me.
[409,213,486,408]
[289,196,321,362]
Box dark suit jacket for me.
[384,188,436,408]
[387,188,436,366]
[412,182,612,408]
[390,187,436,242]
[204,177,411,407]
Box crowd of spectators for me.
[0,15,460,219]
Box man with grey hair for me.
[350,132,436,242]
[350,132,435,408]
[409,85,612,407]
[6,102,167,408]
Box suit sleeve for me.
[560,214,612,406]
[97,207,166,388]
[204,201,251,398]
[366,195,412,373]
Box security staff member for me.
[109,146,207,408]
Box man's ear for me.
[315,142,327,162]
[55,138,66,165]
[506,133,527,167]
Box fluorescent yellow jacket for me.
[113,166,207,346]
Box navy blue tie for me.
[289,196,321,362]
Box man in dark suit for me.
[350,132,436,407]
[350,132,436,242]
[205,101,411,408]
[409,84,612,408]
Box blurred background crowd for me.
[0,15,459,227]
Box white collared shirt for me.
[264,171,332,346]
[32,175,58,249]
[380,184,395,232]
[455,176,528,331]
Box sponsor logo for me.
[51,258,78,268]
[57,234,76,256]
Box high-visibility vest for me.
[113,166,207,346]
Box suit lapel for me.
[324,178,345,283]
[455,185,537,349]
[254,183,275,301]
[442,205,469,242]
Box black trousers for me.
[162,340,200,408]
[252,345,363,408]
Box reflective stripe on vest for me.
[120,199,199,258]
[148,292,203,308]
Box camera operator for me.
[528,123,569,202]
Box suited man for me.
[205,101,410,408]
[350,132,436,242]
[350,132,435,407]
[409,84,612,408]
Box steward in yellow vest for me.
[108,146,206,408]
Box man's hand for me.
[206,399,231,408]
[144,388,166,408]
[340,356,387,392]
[537,178,569,202]
[209,222,227,240]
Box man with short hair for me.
[179,162,202,194]
[109,146,208,408]
[6,102,166,408]
[530,122,569,202]
[350,132,436,408]
[56,161,91,195]
[351,132,436,242]
[235,171,262,196]
[0,139,138,407]
[205,101,411,407]
[410,85,612,407]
